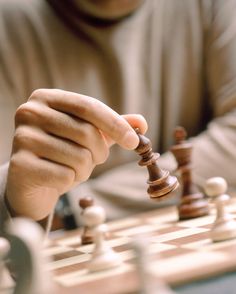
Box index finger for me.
[30,89,139,150]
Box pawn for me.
[0,237,15,292]
[79,196,95,245]
[131,238,175,294]
[83,205,122,272]
[135,129,178,200]
[204,177,236,242]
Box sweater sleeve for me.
[158,0,236,192]
[189,0,236,191]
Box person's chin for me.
[74,0,144,21]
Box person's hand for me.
[6,89,148,220]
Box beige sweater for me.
[0,0,236,221]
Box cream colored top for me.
[0,0,236,222]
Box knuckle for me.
[76,168,91,183]
[15,102,41,125]
[15,103,32,124]
[10,150,30,171]
[74,149,93,182]
[75,95,97,117]
[110,118,126,142]
[61,168,75,187]
[97,147,110,164]
[74,100,89,117]
[13,126,31,148]
[29,89,47,101]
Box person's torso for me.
[0,0,212,173]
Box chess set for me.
[45,195,236,294]
[1,127,236,294]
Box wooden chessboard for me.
[44,200,236,294]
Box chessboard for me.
[44,199,236,294]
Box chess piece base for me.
[148,175,179,199]
[88,249,122,272]
[178,193,210,220]
[211,216,236,242]
[81,235,93,245]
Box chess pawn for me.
[83,205,122,272]
[79,196,95,245]
[205,177,236,242]
[0,237,15,292]
[135,129,178,200]
[131,237,174,294]
[171,126,209,219]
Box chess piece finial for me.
[134,129,178,200]
[205,177,236,242]
[171,126,209,219]
[79,196,95,245]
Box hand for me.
[6,89,147,220]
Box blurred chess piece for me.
[0,237,15,293]
[55,193,77,231]
[83,204,122,272]
[79,196,95,245]
[131,237,175,294]
[135,129,178,200]
[171,126,209,219]
[6,217,54,294]
[204,177,236,242]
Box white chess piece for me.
[6,218,54,294]
[204,177,236,242]
[83,205,122,272]
[132,238,175,294]
[0,237,15,293]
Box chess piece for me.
[56,194,77,230]
[0,237,15,293]
[83,205,122,272]
[170,126,209,219]
[79,196,95,244]
[204,177,236,242]
[6,217,54,294]
[132,238,175,294]
[135,129,178,200]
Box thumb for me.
[122,114,148,135]
[104,114,148,148]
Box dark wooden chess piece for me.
[170,126,209,219]
[135,129,179,200]
[79,196,95,245]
